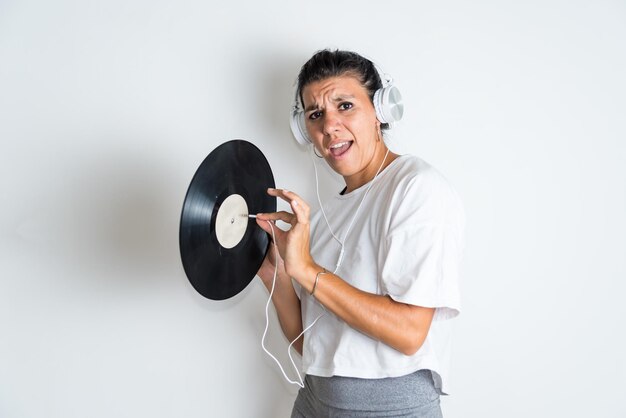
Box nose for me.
[322,110,341,137]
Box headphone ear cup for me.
[373,85,404,124]
[290,108,311,145]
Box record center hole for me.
[215,194,249,249]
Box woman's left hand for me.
[255,188,315,279]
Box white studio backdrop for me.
[1,1,625,417]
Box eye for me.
[309,110,323,120]
[339,102,353,111]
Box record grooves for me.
[179,140,276,300]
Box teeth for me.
[330,142,348,149]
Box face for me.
[301,75,385,190]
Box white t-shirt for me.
[300,154,465,395]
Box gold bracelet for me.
[310,269,328,297]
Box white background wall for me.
[1,1,625,417]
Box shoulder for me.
[386,155,459,202]
[384,155,465,228]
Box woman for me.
[256,49,464,417]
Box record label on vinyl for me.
[179,140,276,300]
[215,194,249,249]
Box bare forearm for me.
[294,264,434,356]
[259,272,304,354]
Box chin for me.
[327,163,356,178]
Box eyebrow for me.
[304,94,356,113]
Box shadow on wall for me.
[246,46,345,201]
[15,141,185,294]
[243,46,303,136]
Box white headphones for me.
[289,70,404,146]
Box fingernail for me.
[292,200,298,207]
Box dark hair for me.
[296,49,389,130]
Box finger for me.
[256,218,286,241]
[256,211,295,224]
[289,195,310,225]
[268,188,310,218]
[266,188,308,210]
[281,190,310,223]
[266,188,292,206]
[255,218,273,235]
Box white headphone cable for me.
[261,146,391,388]
[261,221,305,388]
[311,145,390,273]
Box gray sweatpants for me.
[291,369,443,417]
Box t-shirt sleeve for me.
[379,168,465,321]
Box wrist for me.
[259,261,285,285]
[290,261,324,293]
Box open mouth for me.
[328,141,353,157]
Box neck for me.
[343,145,397,193]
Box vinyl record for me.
[179,140,276,300]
